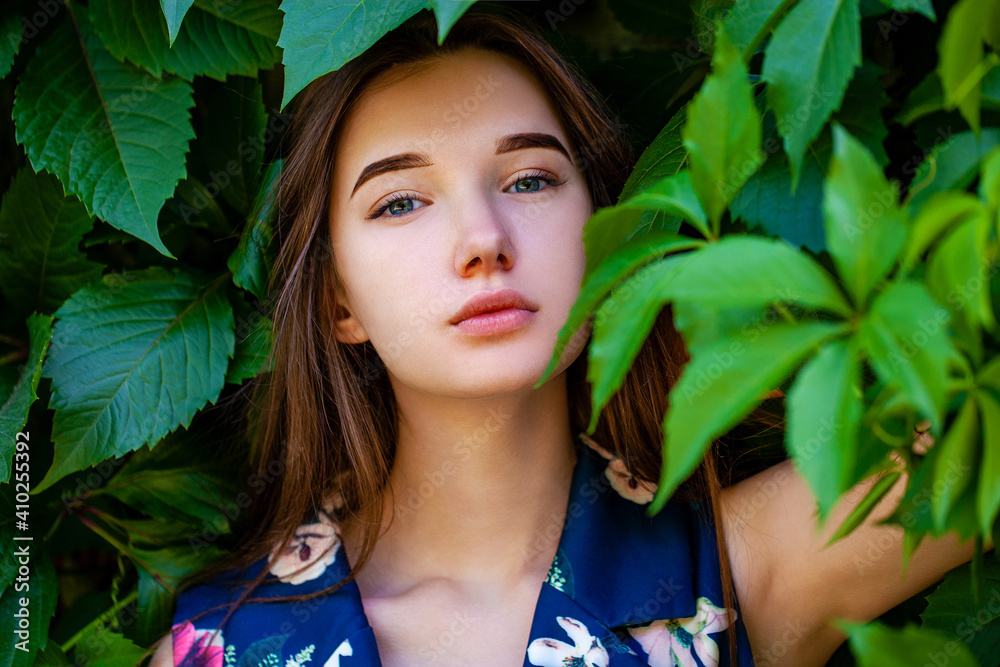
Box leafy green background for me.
[1,0,999,664]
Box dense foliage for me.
[0,0,998,664]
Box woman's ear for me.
[330,289,370,345]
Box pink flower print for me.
[627,597,736,667]
[527,616,610,667]
[579,433,658,505]
[171,621,225,667]
[267,521,340,585]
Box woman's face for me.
[328,48,594,398]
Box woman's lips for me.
[452,307,535,336]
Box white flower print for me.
[527,616,610,667]
[579,433,657,505]
[267,521,340,585]
[627,596,736,667]
[323,639,353,667]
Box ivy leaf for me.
[877,0,935,20]
[976,389,1000,535]
[682,25,763,232]
[428,0,474,43]
[908,129,1000,209]
[278,0,428,109]
[651,318,850,513]
[836,620,979,667]
[722,0,795,58]
[0,12,21,78]
[0,168,104,316]
[929,397,980,531]
[921,557,1000,661]
[937,0,990,134]
[0,313,53,484]
[73,624,149,667]
[36,267,235,493]
[160,0,196,44]
[763,0,862,189]
[91,0,282,82]
[859,281,957,433]
[823,124,908,309]
[903,192,985,271]
[786,337,864,520]
[228,159,281,299]
[618,105,688,203]
[12,10,195,258]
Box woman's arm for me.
[148,632,173,667]
[719,446,988,666]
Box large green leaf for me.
[763,0,861,188]
[0,168,104,316]
[428,0,474,43]
[651,318,850,513]
[937,0,991,133]
[921,557,1000,661]
[823,124,908,308]
[0,314,53,484]
[618,105,688,203]
[786,337,864,519]
[682,25,763,232]
[903,191,986,271]
[12,10,195,258]
[976,389,1000,535]
[929,397,980,531]
[859,281,958,432]
[722,0,796,59]
[0,12,21,78]
[160,0,196,44]
[652,235,853,317]
[836,620,979,667]
[278,0,427,109]
[36,267,235,493]
[91,0,282,82]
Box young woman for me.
[149,6,982,667]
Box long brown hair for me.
[174,5,785,665]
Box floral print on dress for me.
[627,597,736,667]
[172,621,225,667]
[579,433,658,505]
[267,495,343,585]
[527,616,610,667]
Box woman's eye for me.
[506,172,564,194]
[368,194,426,220]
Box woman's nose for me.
[452,188,516,277]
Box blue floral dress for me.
[171,432,757,666]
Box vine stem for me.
[59,589,139,652]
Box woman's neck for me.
[341,376,578,597]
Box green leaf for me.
[722,0,797,59]
[980,145,1000,209]
[227,295,273,384]
[903,191,986,271]
[429,0,474,43]
[36,267,235,493]
[859,281,957,432]
[763,0,862,188]
[975,389,1000,535]
[655,235,853,317]
[908,129,1000,209]
[91,0,282,82]
[73,624,149,667]
[0,168,104,316]
[786,337,864,519]
[0,314,53,484]
[835,620,979,667]
[160,0,196,44]
[278,0,428,109]
[12,10,195,258]
[921,557,1000,661]
[538,231,702,386]
[0,12,21,78]
[930,397,980,531]
[651,319,849,513]
[0,547,57,667]
[586,255,690,433]
[937,0,990,134]
[877,0,935,20]
[228,158,280,299]
[826,471,903,546]
[615,171,709,240]
[618,105,687,204]
[681,25,763,232]
[823,124,907,308]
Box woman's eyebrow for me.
[350,132,571,199]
